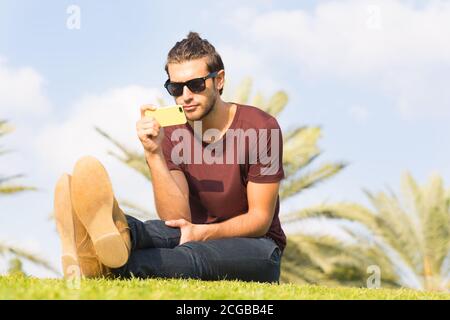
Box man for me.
[54,32,286,283]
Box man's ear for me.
[216,70,225,92]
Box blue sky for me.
[1,0,449,277]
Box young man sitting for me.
[54,32,286,283]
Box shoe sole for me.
[71,156,129,268]
[54,174,80,278]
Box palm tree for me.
[281,234,399,288]
[282,172,450,291]
[0,120,59,276]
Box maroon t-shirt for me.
[161,104,286,252]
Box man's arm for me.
[165,116,284,243]
[166,181,279,244]
[204,181,279,239]
[146,152,191,222]
[137,104,191,222]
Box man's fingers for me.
[165,220,178,227]
[137,117,161,130]
[140,104,157,118]
[165,219,186,228]
[140,122,160,131]
[141,128,158,137]
[137,118,161,136]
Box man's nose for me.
[182,85,194,101]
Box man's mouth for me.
[183,105,198,112]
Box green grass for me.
[1,275,449,300]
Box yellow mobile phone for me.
[144,105,187,127]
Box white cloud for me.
[227,0,450,118]
[0,57,51,117]
[348,105,369,124]
[219,45,281,95]
[220,45,264,76]
[34,86,159,173]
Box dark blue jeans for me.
[111,215,282,283]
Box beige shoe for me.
[54,174,80,278]
[113,198,131,255]
[73,211,107,277]
[71,156,131,268]
[54,174,104,278]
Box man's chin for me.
[185,101,214,122]
[185,110,206,122]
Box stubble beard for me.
[193,94,217,121]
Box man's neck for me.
[189,99,236,142]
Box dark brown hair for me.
[165,32,225,94]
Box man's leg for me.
[125,215,181,250]
[111,234,282,283]
[64,156,281,282]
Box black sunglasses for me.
[164,71,219,97]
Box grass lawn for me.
[1,275,449,300]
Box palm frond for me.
[232,77,252,105]
[0,185,37,195]
[285,172,450,290]
[0,120,14,136]
[0,242,60,276]
[251,92,265,109]
[265,91,288,117]
[280,162,347,200]
[421,174,450,276]
[283,126,321,168]
[0,174,24,184]
[283,234,399,287]
[118,199,155,220]
[363,189,423,272]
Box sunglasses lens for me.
[167,83,183,96]
[187,79,206,93]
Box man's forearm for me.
[203,211,271,241]
[146,151,191,221]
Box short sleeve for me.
[247,117,285,183]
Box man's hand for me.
[165,219,210,245]
[137,104,164,155]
